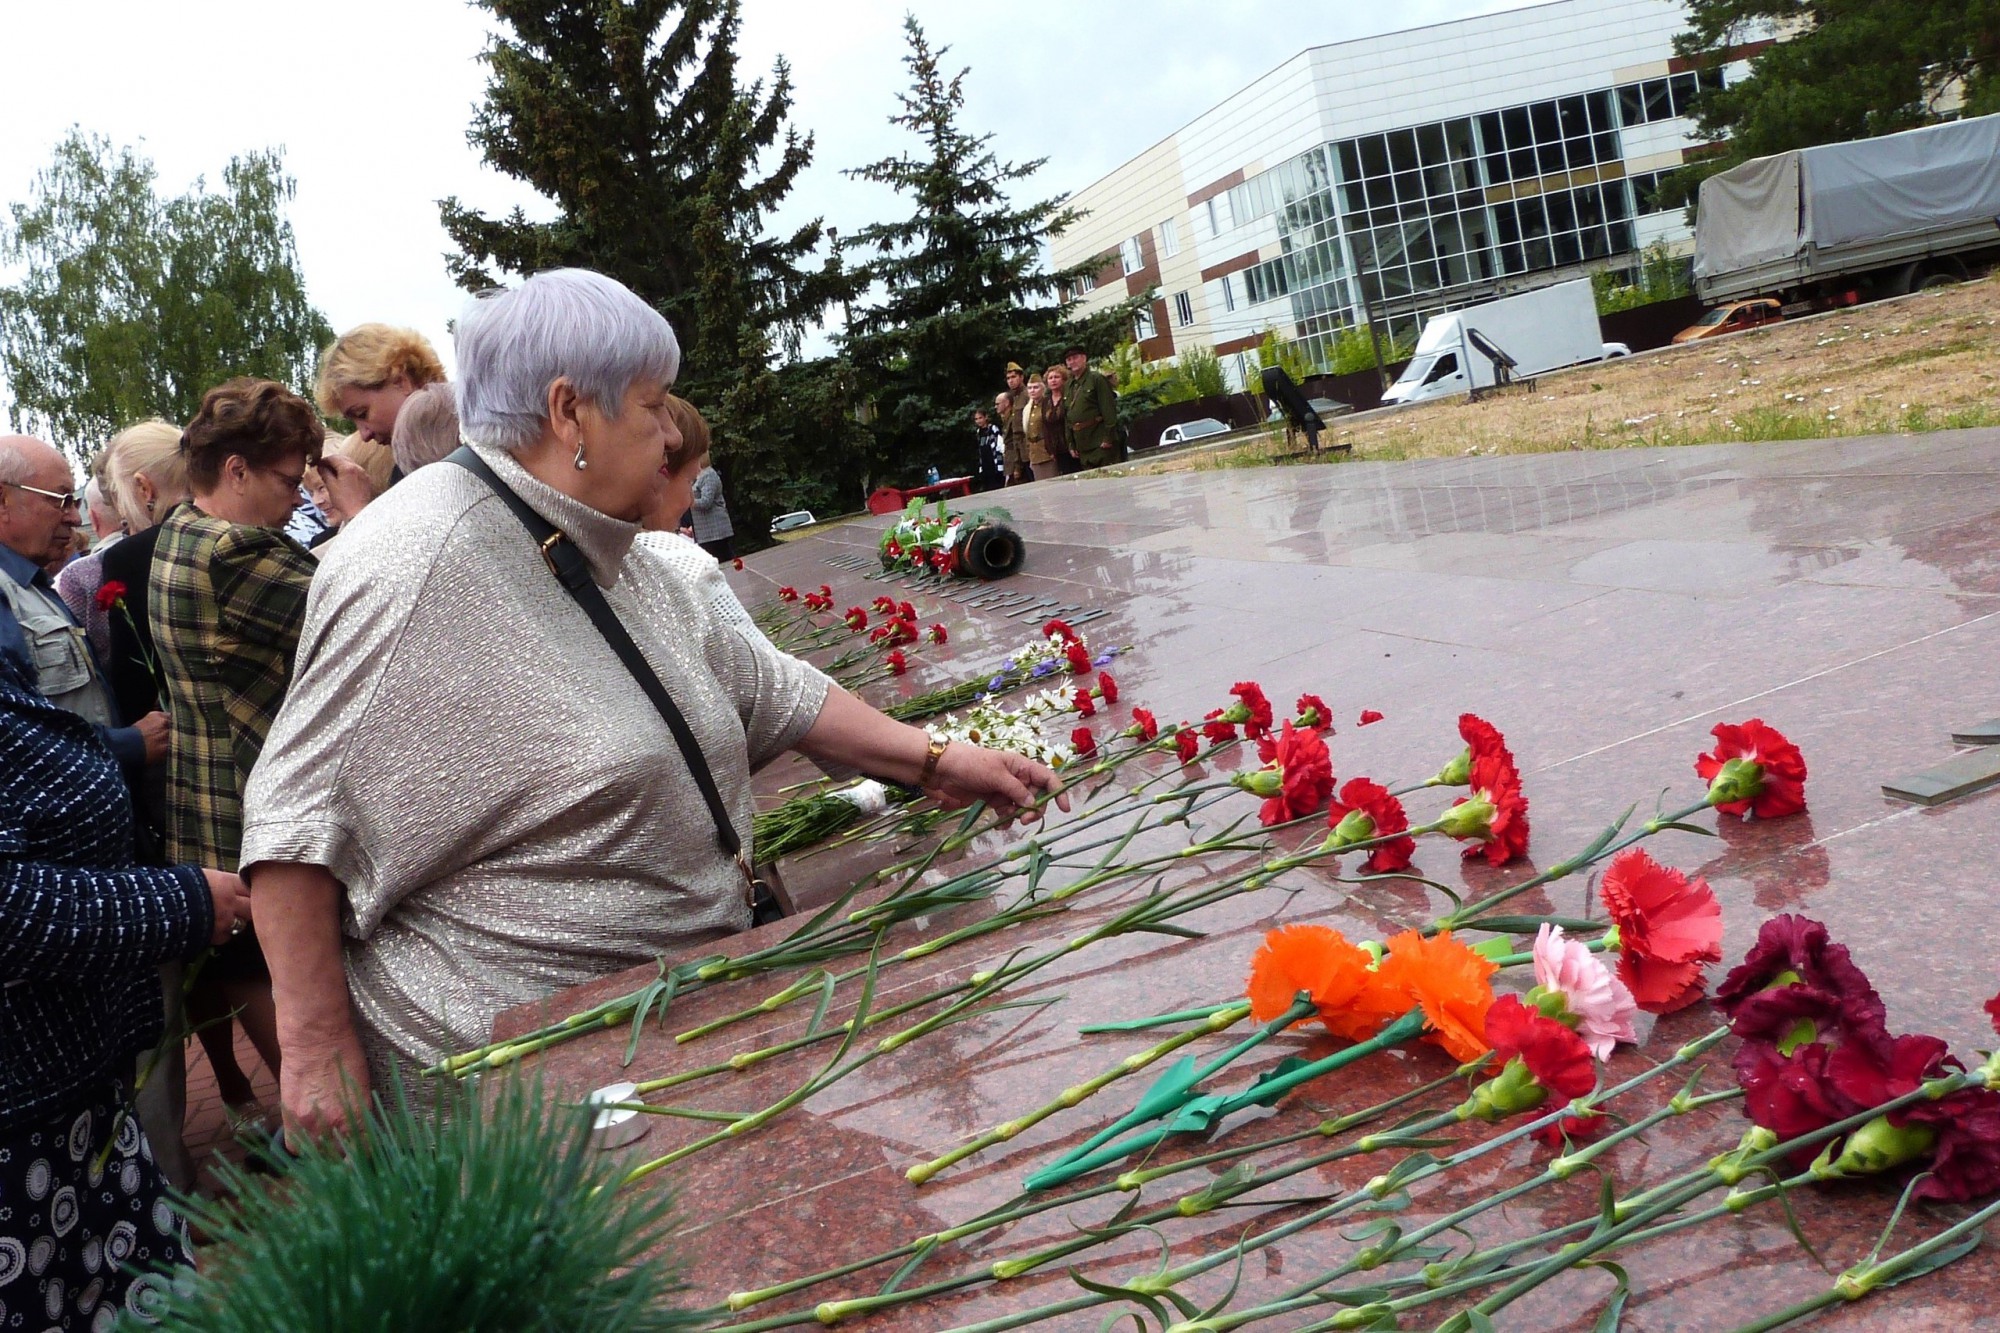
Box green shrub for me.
[144,1075,697,1333]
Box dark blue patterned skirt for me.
[0,1080,190,1329]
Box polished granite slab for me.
[498,432,2000,1330]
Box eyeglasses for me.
[5,481,83,510]
[259,465,309,491]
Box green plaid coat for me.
[149,504,316,871]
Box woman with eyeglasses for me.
[148,379,326,1101]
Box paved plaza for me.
[498,431,2000,1328]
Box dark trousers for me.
[700,536,737,561]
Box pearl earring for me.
[572,438,588,471]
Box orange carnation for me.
[1246,924,1404,1044]
[1373,930,1498,1064]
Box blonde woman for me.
[99,421,190,723]
[315,323,446,447]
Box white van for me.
[1382,279,1626,407]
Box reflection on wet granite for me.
[499,433,2000,1329]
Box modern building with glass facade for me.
[1051,0,1769,386]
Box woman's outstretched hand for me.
[927,742,1068,822]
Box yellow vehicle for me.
[1672,298,1783,343]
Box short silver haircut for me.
[0,437,35,487]
[454,268,681,453]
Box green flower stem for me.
[1079,1002,1243,1034]
[1451,1069,1987,1329]
[1727,1192,2000,1333]
[713,1074,1464,1327]
[908,1001,1260,1185]
[1434,798,1710,933]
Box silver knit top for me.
[239,444,829,1072]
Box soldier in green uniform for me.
[1000,363,1032,484]
[1062,345,1122,468]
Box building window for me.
[1173,290,1195,327]
[1205,197,1221,236]
[1076,268,1097,294]
[1158,216,1180,258]
[1120,235,1145,275]
[1134,305,1158,342]
[1222,274,1238,312]
[1617,67,1725,127]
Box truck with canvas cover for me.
[1692,113,2000,308]
[1381,279,1622,407]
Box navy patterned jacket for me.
[1,648,211,1132]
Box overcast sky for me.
[0,0,1515,427]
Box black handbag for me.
[447,447,790,926]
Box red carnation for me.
[898,601,916,621]
[928,623,948,645]
[1235,721,1334,826]
[1065,640,1093,675]
[1487,994,1598,1103]
[1531,1110,1610,1150]
[732,558,744,570]
[1734,1032,1951,1165]
[908,546,925,565]
[1715,914,1891,1057]
[1697,718,1807,819]
[1986,986,2000,1038]
[1174,727,1199,764]
[885,540,902,560]
[1598,848,1722,1014]
[1073,686,1096,718]
[1201,709,1237,745]
[843,607,869,632]
[1444,713,1529,866]
[1096,671,1118,704]
[1071,727,1097,758]
[1294,693,1332,728]
[1358,709,1384,727]
[1897,1086,2000,1202]
[1228,681,1274,739]
[94,580,129,611]
[886,649,907,676]
[893,618,919,645]
[778,586,799,602]
[872,596,898,614]
[1042,618,1078,642]
[1326,777,1415,874]
[870,625,890,643]
[817,585,832,598]
[1126,707,1159,741]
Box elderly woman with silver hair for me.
[243,269,1063,1135]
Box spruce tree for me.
[839,16,1141,485]
[1666,1,2000,205]
[441,0,851,546]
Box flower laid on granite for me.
[1174,728,1199,763]
[1294,693,1332,728]
[1461,993,1597,1122]
[1440,712,1530,866]
[886,650,907,676]
[1226,680,1274,739]
[1698,718,1808,818]
[1373,929,1498,1063]
[928,623,947,645]
[1529,923,1637,1060]
[777,585,798,601]
[1042,617,1076,642]
[1600,848,1724,1013]
[1064,640,1092,674]
[1714,914,1889,1055]
[732,557,744,570]
[1324,777,1415,873]
[1095,671,1118,704]
[1232,721,1333,826]
[1070,727,1096,759]
[1247,924,1405,1043]
[1358,708,1384,726]
[1124,708,1158,742]
[1201,709,1236,745]
[872,595,898,615]
[1072,686,1095,718]
[843,606,868,632]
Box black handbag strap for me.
[446,446,782,922]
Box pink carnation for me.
[1532,923,1637,1062]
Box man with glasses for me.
[0,435,167,770]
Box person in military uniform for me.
[1062,345,1122,468]
[1001,363,1032,485]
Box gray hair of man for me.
[454,268,682,453]
[0,435,45,487]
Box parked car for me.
[1671,299,1784,343]
[1155,418,1232,448]
[1306,396,1355,419]
[770,510,816,535]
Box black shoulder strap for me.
[446,446,784,921]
